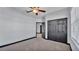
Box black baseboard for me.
[0,36,36,48]
[66,43,72,51]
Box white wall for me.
[44,8,71,44]
[70,7,79,50]
[45,8,68,20]
[36,18,43,22]
[0,7,36,46]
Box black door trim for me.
[48,18,67,22]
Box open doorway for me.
[36,22,45,38]
[36,22,42,38]
[36,22,42,34]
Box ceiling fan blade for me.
[36,13,38,15]
[26,10,32,13]
[39,10,46,12]
[29,7,32,8]
[29,7,36,9]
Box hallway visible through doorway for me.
[36,22,45,38]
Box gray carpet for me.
[0,34,70,51]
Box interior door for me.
[48,18,67,43]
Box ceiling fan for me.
[26,7,46,15]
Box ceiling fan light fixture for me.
[33,9,38,13]
[26,7,46,15]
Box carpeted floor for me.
[0,34,70,51]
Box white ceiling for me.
[10,7,68,19]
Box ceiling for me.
[10,7,68,19]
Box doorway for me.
[36,22,45,38]
[48,18,67,43]
[36,22,42,38]
[36,22,42,34]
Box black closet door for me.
[48,18,67,43]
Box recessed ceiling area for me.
[9,7,68,19]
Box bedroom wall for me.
[70,7,79,50]
[0,7,36,46]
